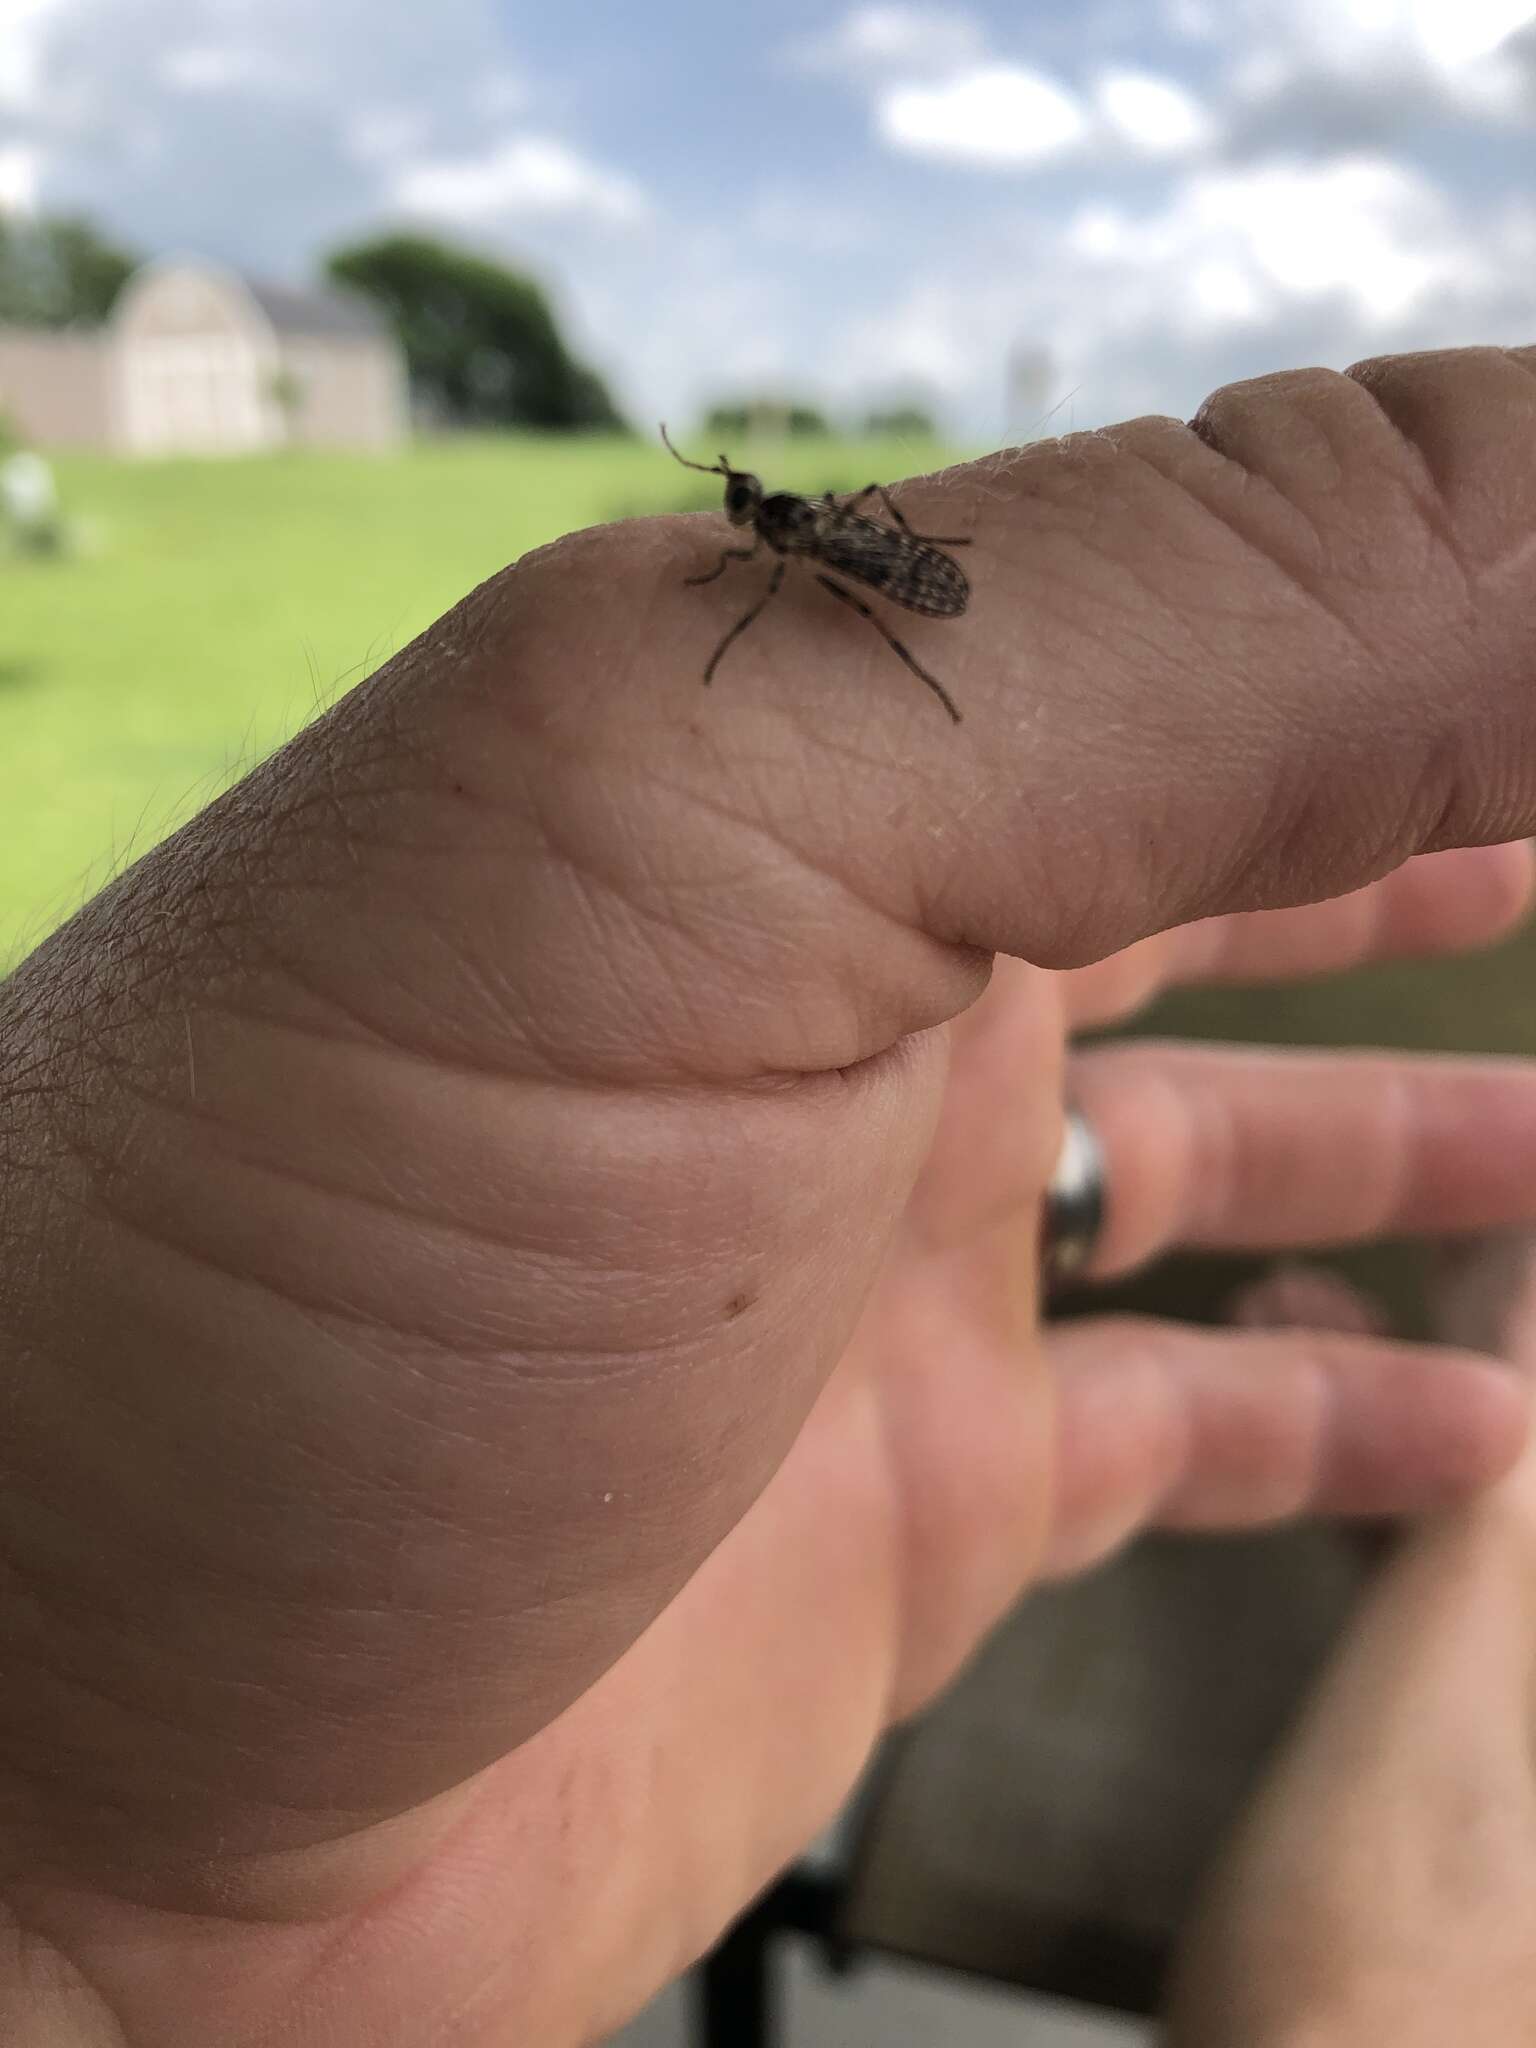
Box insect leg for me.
[685,540,762,587]
[703,560,786,685]
[839,484,971,547]
[815,573,962,724]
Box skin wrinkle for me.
[651,788,964,1015]
[1173,1060,1233,1250]
[1155,1332,1314,1530]
[4,1471,443,1647]
[52,1045,824,1460]
[1217,743,1399,923]
[1372,1064,1422,1248]
[1345,355,1507,594]
[972,427,1412,954]
[528,788,973,1079]
[97,1050,774,1286]
[66,978,913,1425]
[6,1627,292,1817]
[448,757,817,1076]
[535,709,895,939]
[7,1346,641,1656]
[1136,434,1384,674]
[528,845,722,1062]
[84,1183,744,1387]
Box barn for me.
[0,258,408,456]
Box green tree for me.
[0,212,139,327]
[862,404,937,439]
[703,397,831,441]
[325,232,626,433]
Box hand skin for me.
[6,347,1536,2044]
[1166,1239,1536,2047]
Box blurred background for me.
[5,0,1536,968]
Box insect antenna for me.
[659,422,730,477]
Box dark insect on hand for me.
[660,423,971,724]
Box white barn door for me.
[120,334,270,456]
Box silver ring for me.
[1041,1108,1107,1289]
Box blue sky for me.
[4,1,1536,438]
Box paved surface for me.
[607,1948,1153,2046]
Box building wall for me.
[276,334,408,451]
[0,327,111,448]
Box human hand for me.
[1167,1234,1536,2047]
[6,349,1536,2046]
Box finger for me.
[1062,841,1536,1031]
[1070,1043,1536,1275]
[1043,1317,1529,1578]
[1228,1261,1392,1339]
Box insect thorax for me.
[757,493,821,552]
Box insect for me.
[659,423,971,723]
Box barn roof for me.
[243,280,389,341]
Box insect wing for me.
[817,511,969,618]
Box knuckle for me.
[1343,344,1536,566]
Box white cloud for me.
[1412,0,1536,66]
[1273,0,1536,72]
[793,5,986,76]
[1186,255,1265,322]
[825,13,1215,172]
[0,0,66,108]
[1067,156,1471,327]
[879,61,1216,168]
[391,137,650,227]
[841,281,972,389]
[1211,0,1536,143]
[880,65,1089,165]
[159,44,300,93]
[1094,69,1213,153]
[0,143,40,212]
[161,46,250,91]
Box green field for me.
[0,432,952,965]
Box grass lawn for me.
[0,431,953,965]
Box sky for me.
[3,0,1536,439]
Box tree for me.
[0,212,139,327]
[703,397,831,441]
[863,404,938,439]
[325,233,626,433]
